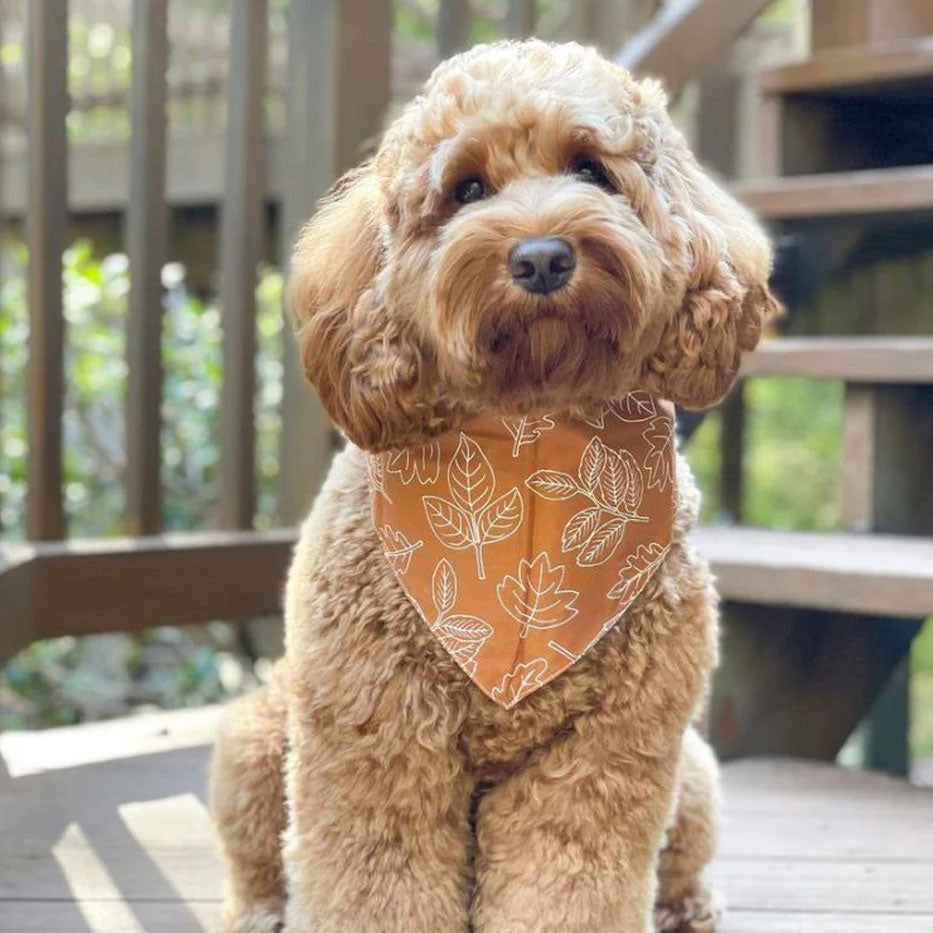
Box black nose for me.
[508,237,576,295]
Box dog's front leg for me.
[472,719,681,933]
[282,704,474,933]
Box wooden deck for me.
[1,708,932,931]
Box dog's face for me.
[291,41,779,450]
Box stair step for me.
[735,166,933,220]
[742,337,933,383]
[761,38,933,98]
[694,526,933,618]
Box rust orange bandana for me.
[368,392,676,708]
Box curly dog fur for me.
[210,40,778,932]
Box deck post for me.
[25,0,69,541]
[219,0,269,531]
[278,0,392,524]
[126,0,169,536]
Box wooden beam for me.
[125,0,168,535]
[760,37,933,96]
[736,166,933,220]
[693,526,933,619]
[507,0,536,38]
[25,0,68,541]
[219,0,268,530]
[437,0,471,58]
[278,0,391,524]
[0,530,296,664]
[742,337,933,383]
[811,0,933,51]
[615,0,772,95]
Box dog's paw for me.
[654,886,723,933]
[223,901,286,933]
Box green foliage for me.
[0,239,283,540]
[685,378,844,530]
[0,241,283,728]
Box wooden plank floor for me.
[2,707,932,932]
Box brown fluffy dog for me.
[210,40,778,933]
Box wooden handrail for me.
[0,530,297,664]
[616,0,773,94]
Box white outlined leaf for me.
[478,488,524,544]
[619,449,644,513]
[432,558,457,615]
[490,658,548,707]
[386,441,441,485]
[607,543,669,606]
[597,449,627,511]
[504,415,555,456]
[526,469,578,500]
[612,392,656,422]
[497,552,579,637]
[435,614,493,666]
[379,525,422,574]
[578,437,606,491]
[367,455,390,502]
[577,517,628,566]
[448,433,494,514]
[423,496,473,550]
[561,506,601,553]
[643,416,674,491]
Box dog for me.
[210,39,778,933]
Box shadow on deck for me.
[1,706,932,932]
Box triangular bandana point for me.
[369,393,676,708]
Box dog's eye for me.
[454,176,486,205]
[573,159,612,190]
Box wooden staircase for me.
[699,7,933,775]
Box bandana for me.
[368,392,676,708]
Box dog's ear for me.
[289,165,450,450]
[643,150,781,409]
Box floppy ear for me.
[643,152,781,409]
[289,165,451,450]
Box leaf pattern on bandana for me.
[497,552,579,638]
[503,414,555,457]
[376,525,422,574]
[370,395,676,708]
[526,437,648,567]
[490,658,549,708]
[429,558,493,671]
[423,433,523,580]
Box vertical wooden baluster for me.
[219,0,268,530]
[507,0,536,37]
[278,0,391,524]
[438,0,471,57]
[126,0,168,536]
[26,1,68,541]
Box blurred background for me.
[0,0,931,788]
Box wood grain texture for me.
[735,166,933,219]
[2,712,932,932]
[219,0,268,530]
[126,0,169,536]
[760,36,933,96]
[615,0,773,95]
[25,0,68,541]
[0,531,295,663]
[693,526,933,618]
[742,337,933,383]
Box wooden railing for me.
[0,0,769,664]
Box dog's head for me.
[290,40,779,450]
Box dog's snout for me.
[508,237,575,295]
